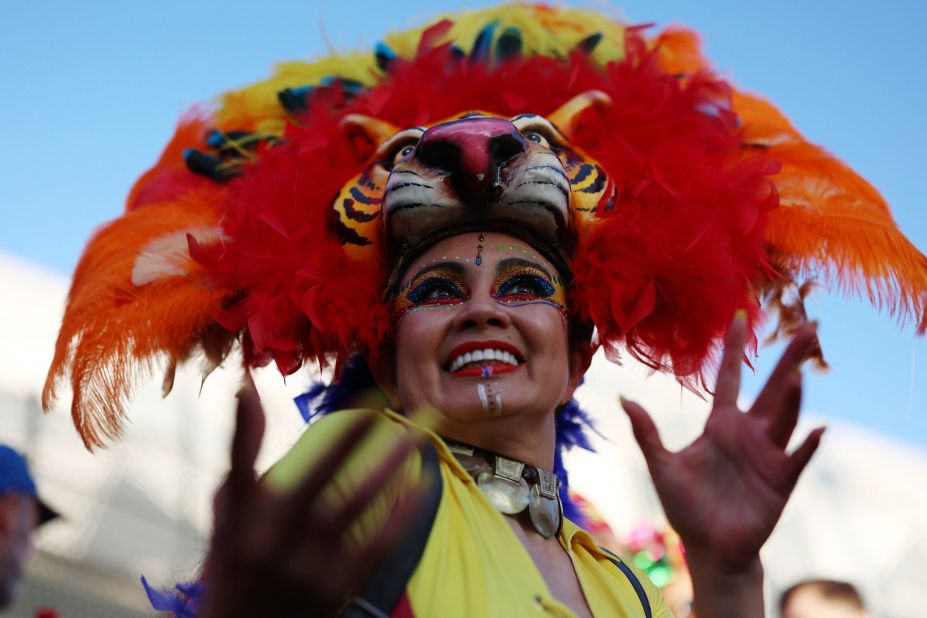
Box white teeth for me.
[449,348,521,372]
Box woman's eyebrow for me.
[407,261,467,283]
[496,257,554,281]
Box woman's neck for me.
[435,410,558,470]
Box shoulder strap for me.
[600,547,653,618]
[341,442,443,618]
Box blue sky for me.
[3,1,925,445]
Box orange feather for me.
[655,27,927,334]
[735,91,927,333]
[43,189,232,449]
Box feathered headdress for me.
[44,3,927,448]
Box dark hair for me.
[779,579,866,615]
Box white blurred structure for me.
[2,249,926,617]
[0,252,309,616]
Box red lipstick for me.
[445,340,524,377]
[445,340,523,366]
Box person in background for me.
[780,579,869,618]
[0,445,57,611]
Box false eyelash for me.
[406,276,467,305]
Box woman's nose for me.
[452,292,511,331]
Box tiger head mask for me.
[331,91,613,276]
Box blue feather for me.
[375,41,397,71]
[469,21,498,63]
[141,576,203,617]
[554,387,597,524]
[495,27,523,61]
[294,356,379,423]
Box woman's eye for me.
[496,274,554,300]
[524,131,550,148]
[392,144,416,166]
[407,277,465,305]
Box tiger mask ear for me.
[340,114,401,158]
[548,90,612,140]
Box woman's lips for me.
[451,363,520,378]
[445,340,524,374]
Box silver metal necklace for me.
[446,441,563,539]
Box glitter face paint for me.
[393,253,568,327]
[496,243,545,263]
[392,262,469,325]
[475,233,485,266]
[490,258,567,320]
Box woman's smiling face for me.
[384,232,586,428]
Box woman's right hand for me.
[199,380,421,618]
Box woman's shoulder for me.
[263,408,413,492]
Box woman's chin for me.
[408,395,549,429]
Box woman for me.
[43,5,926,617]
[198,230,821,618]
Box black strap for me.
[600,547,653,618]
[341,443,443,617]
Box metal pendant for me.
[447,444,491,477]
[528,484,562,539]
[477,469,530,514]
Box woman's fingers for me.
[785,426,826,489]
[321,434,418,528]
[750,324,817,415]
[750,324,817,447]
[283,437,426,601]
[284,413,379,516]
[345,482,428,575]
[299,485,429,612]
[750,364,804,450]
[229,377,266,489]
[714,313,747,408]
[620,396,668,469]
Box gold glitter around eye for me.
[392,266,469,322]
[491,261,568,319]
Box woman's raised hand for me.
[620,315,824,615]
[199,380,421,618]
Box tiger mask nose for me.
[415,117,527,201]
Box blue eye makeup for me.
[406,276,467,305]
[391,257,567,322]
[392,263,469,322]
[492,260,567,317]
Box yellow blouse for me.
[265,408,672,618]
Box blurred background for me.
[2,1,925,616]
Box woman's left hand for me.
[620,315,824,572]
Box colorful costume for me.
[264,409,671,617]
[44,3,926,616]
